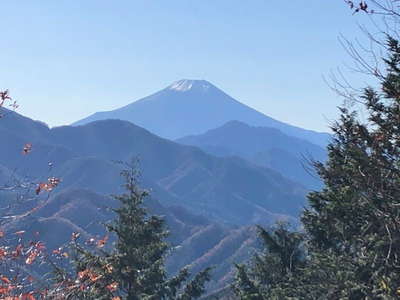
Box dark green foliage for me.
[235,36,400,299]
[300,36,400,298]
[106,168,168,299]
[55,166,211,299]
[233,223,305,299]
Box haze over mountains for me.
[73,79,330,147]
[0,79,331,295]
[0,107,313,292]
[0,110,306,224]
[177,120,327,189]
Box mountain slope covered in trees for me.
[0,109,308,293]
[0,109,306,225]
[177,120,327,189]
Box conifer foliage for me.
[233,223,305,299]
[301,36,400,298]
[234,35,400,299]
[53,166,211,299]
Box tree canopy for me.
[50,166,211,300]
[235,3,400,298]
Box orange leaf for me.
[96,234,109,248]
[0,276,10,284]
[34,241,46,251]
[35,177,61,195]
[78,270,89,279]
[0,248,7,259]
[0,284,14,294]
[12,245,23,258]
[26,251,38,265]
[88,272,102,282]
[20,293,35,300]
[106,282,118,292]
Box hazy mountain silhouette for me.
[177,120,327,189]
[73,79,330,147]
[0,108,309,294]
[0,110,306,225]
[49,120,305,224]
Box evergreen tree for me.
[52,166,211,299]
[300,36,400,298]
[233,223,305,299]
[235,35,400,299]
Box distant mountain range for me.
[73,79,330,147]
[177,120,327,189]
[0,108,306,225]
[0,107,310,292]
[0,79,330,295]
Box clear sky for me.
[0,1,373,132]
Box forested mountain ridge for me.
[0,108,308,293]
[177,120,326,189]
[0,109,306,225]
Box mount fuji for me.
[73,79,330,147]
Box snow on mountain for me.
[168,79,212,92]
[73,79,330,147]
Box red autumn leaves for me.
[0,236,45,264]
[21,142,61,195]
[59,233,118,296]
[0,232,46,299]
[73,262,117,295]
[35,177,60,195]
[25,241,45,265]
[1,91,65,299]
[96,234,109,248]
[2,91,115,299]
[71,268,118,296]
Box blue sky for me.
[0,1,372,132]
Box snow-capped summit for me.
[168,79,213,92]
